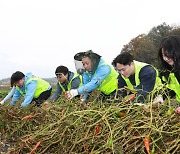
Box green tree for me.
[121,22,180,68]
[147,23,172,46]
[167,26,180,36]
[121,34,158,66]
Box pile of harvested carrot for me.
[0,93,180,153]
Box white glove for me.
[134,103,150,112]
[153,95,164,104]
[80,98,85,102]
[0,100,5,105]
[66,89,78,100]
[134,103,149,109]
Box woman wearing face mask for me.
[65,50,118,102]
[158,35,180,113]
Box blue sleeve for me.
[77,64,111,95]
[80,74,91,100]
[82,72,90,85]
[3,86,16,102]
[21,80,37,107]
[10,89,21,105]
[135,65,156,101]
[50,83,62,101]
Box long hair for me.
[158,35,180,71]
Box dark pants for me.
[96,90,117,103]
[33,88,52,106]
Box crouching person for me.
[50,65,83,102]
[65,50,118,102]
[112,52,162,103]
[10,71,52,107]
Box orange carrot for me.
[21,115,33,120]
[94,125,100,135]
[116,111,126,118]
[30,141,41,154]
[144,136,150,154]
[125,94,136,103]
[129,94,136,101]
[84,144,89,151]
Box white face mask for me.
[74,59,85,75]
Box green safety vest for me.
[122,60,162,92]
[16,77,50,98]
[163,73,180,102]
[96,63,118,95]
[59,73,82,92]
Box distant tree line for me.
[121,22,180,68]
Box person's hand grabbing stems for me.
[153,95,164,104]
[65,89,79,100]
[0,100,4,105]
[79,98,88,108]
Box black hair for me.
[11,71,25,86]
[55,65,69,75]
[158,35,180,71]
[112,52,133,67]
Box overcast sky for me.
[0,0,180,79]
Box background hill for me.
[0,77,57,89]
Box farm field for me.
[0,89,179,153]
